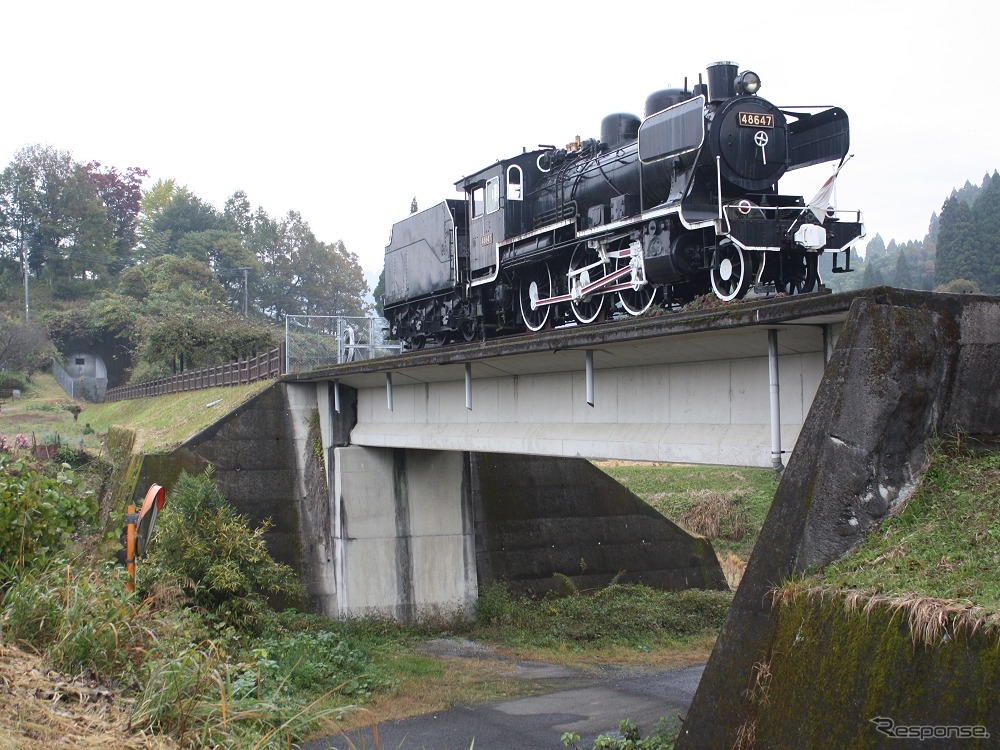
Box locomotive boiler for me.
[383,61,864,349]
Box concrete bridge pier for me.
[286,380,478,621]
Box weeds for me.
[473,581,732,651]
[562,716,682,749]
[1,552,155,681]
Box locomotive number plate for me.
[738,112,774,128]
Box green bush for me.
[0,456,99,570]
[250,628,391,697]
[0,370,30,390]
[142,469,303,633]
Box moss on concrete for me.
[746,592,999,749]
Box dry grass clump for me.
[771,584,1000,648]
[681,489,749,541]
[718,552,747,590]
[0,641,177,750]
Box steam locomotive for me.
[383,61,864,349]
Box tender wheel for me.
[569,244,606,324]
[776,252,819,295]
[616,250,657,316]
[519,263,552,332]
[710,244,752,302]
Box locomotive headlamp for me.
[736,70,761,95]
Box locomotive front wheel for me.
[569,244,606,324]
[519,263,553,332]
[711,245,752,302]
[777,252,819,295]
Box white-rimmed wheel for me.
[710,244,752,302]
[342,326,357,362]
[569,244,606,324]
[519,262,552,332]
[615,244,657,316]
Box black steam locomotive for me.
[383,61,864,349]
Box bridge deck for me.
[284,289,860,389]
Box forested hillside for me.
[826,170,1000,295]
[0,145,370,384]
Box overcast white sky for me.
[4,1,997,281]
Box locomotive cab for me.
[458,149,547,286]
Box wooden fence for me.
[104,344,285,403]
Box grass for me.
[1,371,274,454]
[814,438,1000,610]
[470,582,732,657]
[594,462,779,560]
[595,461,780,588]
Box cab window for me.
[506,166,523,200]
[471,185,485,218]
[485,177,500,214]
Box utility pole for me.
[239,266,251,317]
[20,224,29,323]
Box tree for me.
[926,212,939,243]
[147,188,224,255]
[0,313,55,374]
[935,192,978,288]
[0,145,128,299]
[373,266,385,316]
[861,259,885,288]
[258,211,370,320]
[893,249,914,289]
[865,234,886,260]
[83,162,147,267]
[972,172,1000,293]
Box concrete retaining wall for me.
[677,289,1000,749]
[470,452,727,595]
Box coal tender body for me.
[383,61,864,349]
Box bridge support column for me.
[768,329,783,472]
[331,446,478,622]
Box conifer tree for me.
[893,249,914,289]
[972,172,1000,293]
[935,192,978,288]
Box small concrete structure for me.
[59,352,108,401]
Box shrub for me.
[0,370,30,390]
[0,456,99,570]
[141,469,303,633]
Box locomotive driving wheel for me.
[776,251,819,295]
[519,262,553,332]
[615,246,657,316]
[569,244,606,324]
[710,244,752,302]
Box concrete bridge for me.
[289,290,850,470]
[143,289,869,623]
[238,290,853,621]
